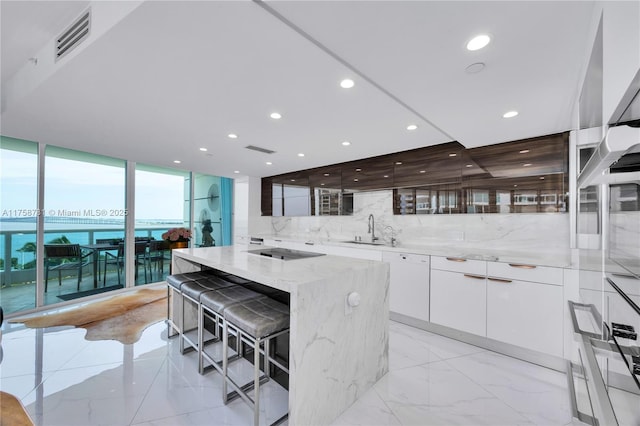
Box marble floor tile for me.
[23,358,163,426]
[388,328,443,371]
[446,351,572,425]
[0,327,90,377]
[1,308,581,426]
[330,386,402,426]
[372,360,534,425]
[389,321,486,361]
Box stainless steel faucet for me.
[368,214,378,242]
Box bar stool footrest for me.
[224,374,269,404]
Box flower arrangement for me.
[162,227,192,243]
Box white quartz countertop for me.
[252,234,606,270]
[172,245,385,292]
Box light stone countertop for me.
[171,244,386,292]
[252,233,607,271]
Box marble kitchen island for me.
[170,245,390,425]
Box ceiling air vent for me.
[245,145,276,154]
[56,9,91,61]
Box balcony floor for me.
[1,263,169,315]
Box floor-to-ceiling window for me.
[0,137,38,314]
[1,138,234,314]
[193,174,234,247]
[135,164,190,285]
[43,146,125,304]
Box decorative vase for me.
[169,241,188,250]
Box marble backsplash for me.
[253,190,571,254]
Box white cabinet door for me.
[383,252,430,321]
[430,269,487,336]
[487,278,563,357]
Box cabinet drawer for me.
[487,262,563,286]
[431,255,486,275]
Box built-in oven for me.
[570,70,640,425]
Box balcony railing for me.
[0,225,177,315]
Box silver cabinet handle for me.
[446,257,466,262]
[305,242,314,245]
[464,274,485,280]
[508,263,536,269]
[488,277,512,283]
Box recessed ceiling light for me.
[323,173,330,176]
[340,79,355,89]
[383,175,389,178]
[465,62,486,74]
[270,112,282,120]
[407,124,418,131]
[540,176,545,180]
[173,160,181,164]
[199,147,208,152]
[519,149,530,154]
[234,170,240,174]
[395,161,402,165]
[523,163,532,167]
[514,184,518,187]
[466,164,473,168]
[341,141,351,146]
[290,179,296,182]
[419,170,426,173]
[449,153,457,157]
[228,133,238,139]
[321,183,325,186]
[355,168,362,172]
[466,34,491,51]
[354,178,359,182]
[266,161,272,165]
[298,153,305,157]
[503,111,519,118]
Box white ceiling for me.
[0,0,596,179]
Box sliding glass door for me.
[43,146,125,305]
[0,137,38,314]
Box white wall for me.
[233,176,262,244]
[601,1,640,123]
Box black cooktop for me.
[247,247,326,261]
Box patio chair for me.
[147,239,170,281]
[103,241,150,285]
[103,243,124,286]
[96,238,122,282]
[44,244,92,292]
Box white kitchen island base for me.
[169,245,390,425]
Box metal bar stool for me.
[166,271,220,338]
[198,285,264,374]
[180,276,237,354]
[222,297,290,426]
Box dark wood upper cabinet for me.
[341,157,395,192]
[392,142,464,188]
[261,132,569,216]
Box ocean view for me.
[0,217,184,267]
